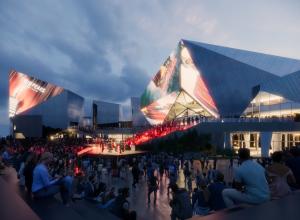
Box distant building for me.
[9,70,84,137]
[141,39,300,156]
[12,115,43,138]
[80,116,92,128]
[92,100,120,128]
[131,97,149,127]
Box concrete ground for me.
[104,159,234,220]
[1,159,234,220]
[3,158,300,220]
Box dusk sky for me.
[1,0,300,136]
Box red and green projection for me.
[140,41,219,125]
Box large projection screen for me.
[9,70,64,117]
[141,92,178,125]
[180,45,219,117]
[141,48,180,109]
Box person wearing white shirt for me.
[222,148,270,208]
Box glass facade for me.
[141,39,296,125]
[140,40,222,125]
[243,91,300,118]
[231,131,300,156]
[19,90,84,129]
[131,97,149,127]
[93,100,120,125]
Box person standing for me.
[208,172,226,211]
[132,162,139,188]
[23,153,38,194]
[186,170,193,194]
[168,172,177,196]
[159,162,164,181]
[148,173,159,204]
[183,162,189,186]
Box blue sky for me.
[1,0,300,136]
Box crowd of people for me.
[1,136,300,220]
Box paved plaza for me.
[1,158,234,220]
[100,158,233,220]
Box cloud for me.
[0,0,299,136]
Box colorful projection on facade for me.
[9,70,64,117]
[141,92,178,125]
[141,47,180,109]
[140,41,219,125]
[180,46,218,117]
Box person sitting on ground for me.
[285,147,300,189]
[110,187,136,220]
[84,174,106,201]
[101,187,116,205]
[222,148,270,208]
[208,172,226,211]
[84,175,102,200]
[266,151,296,199]
[73,174,86,199]
[192,179,211,216]
[170,184,193,220]
[97,187,117,208]
[31,152,73,205]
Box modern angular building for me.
[131,97,149,127]
[9,70,84,137]
[92,100,120,128]
[141,40,300,156]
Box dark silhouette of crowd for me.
[1,136,300,220]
